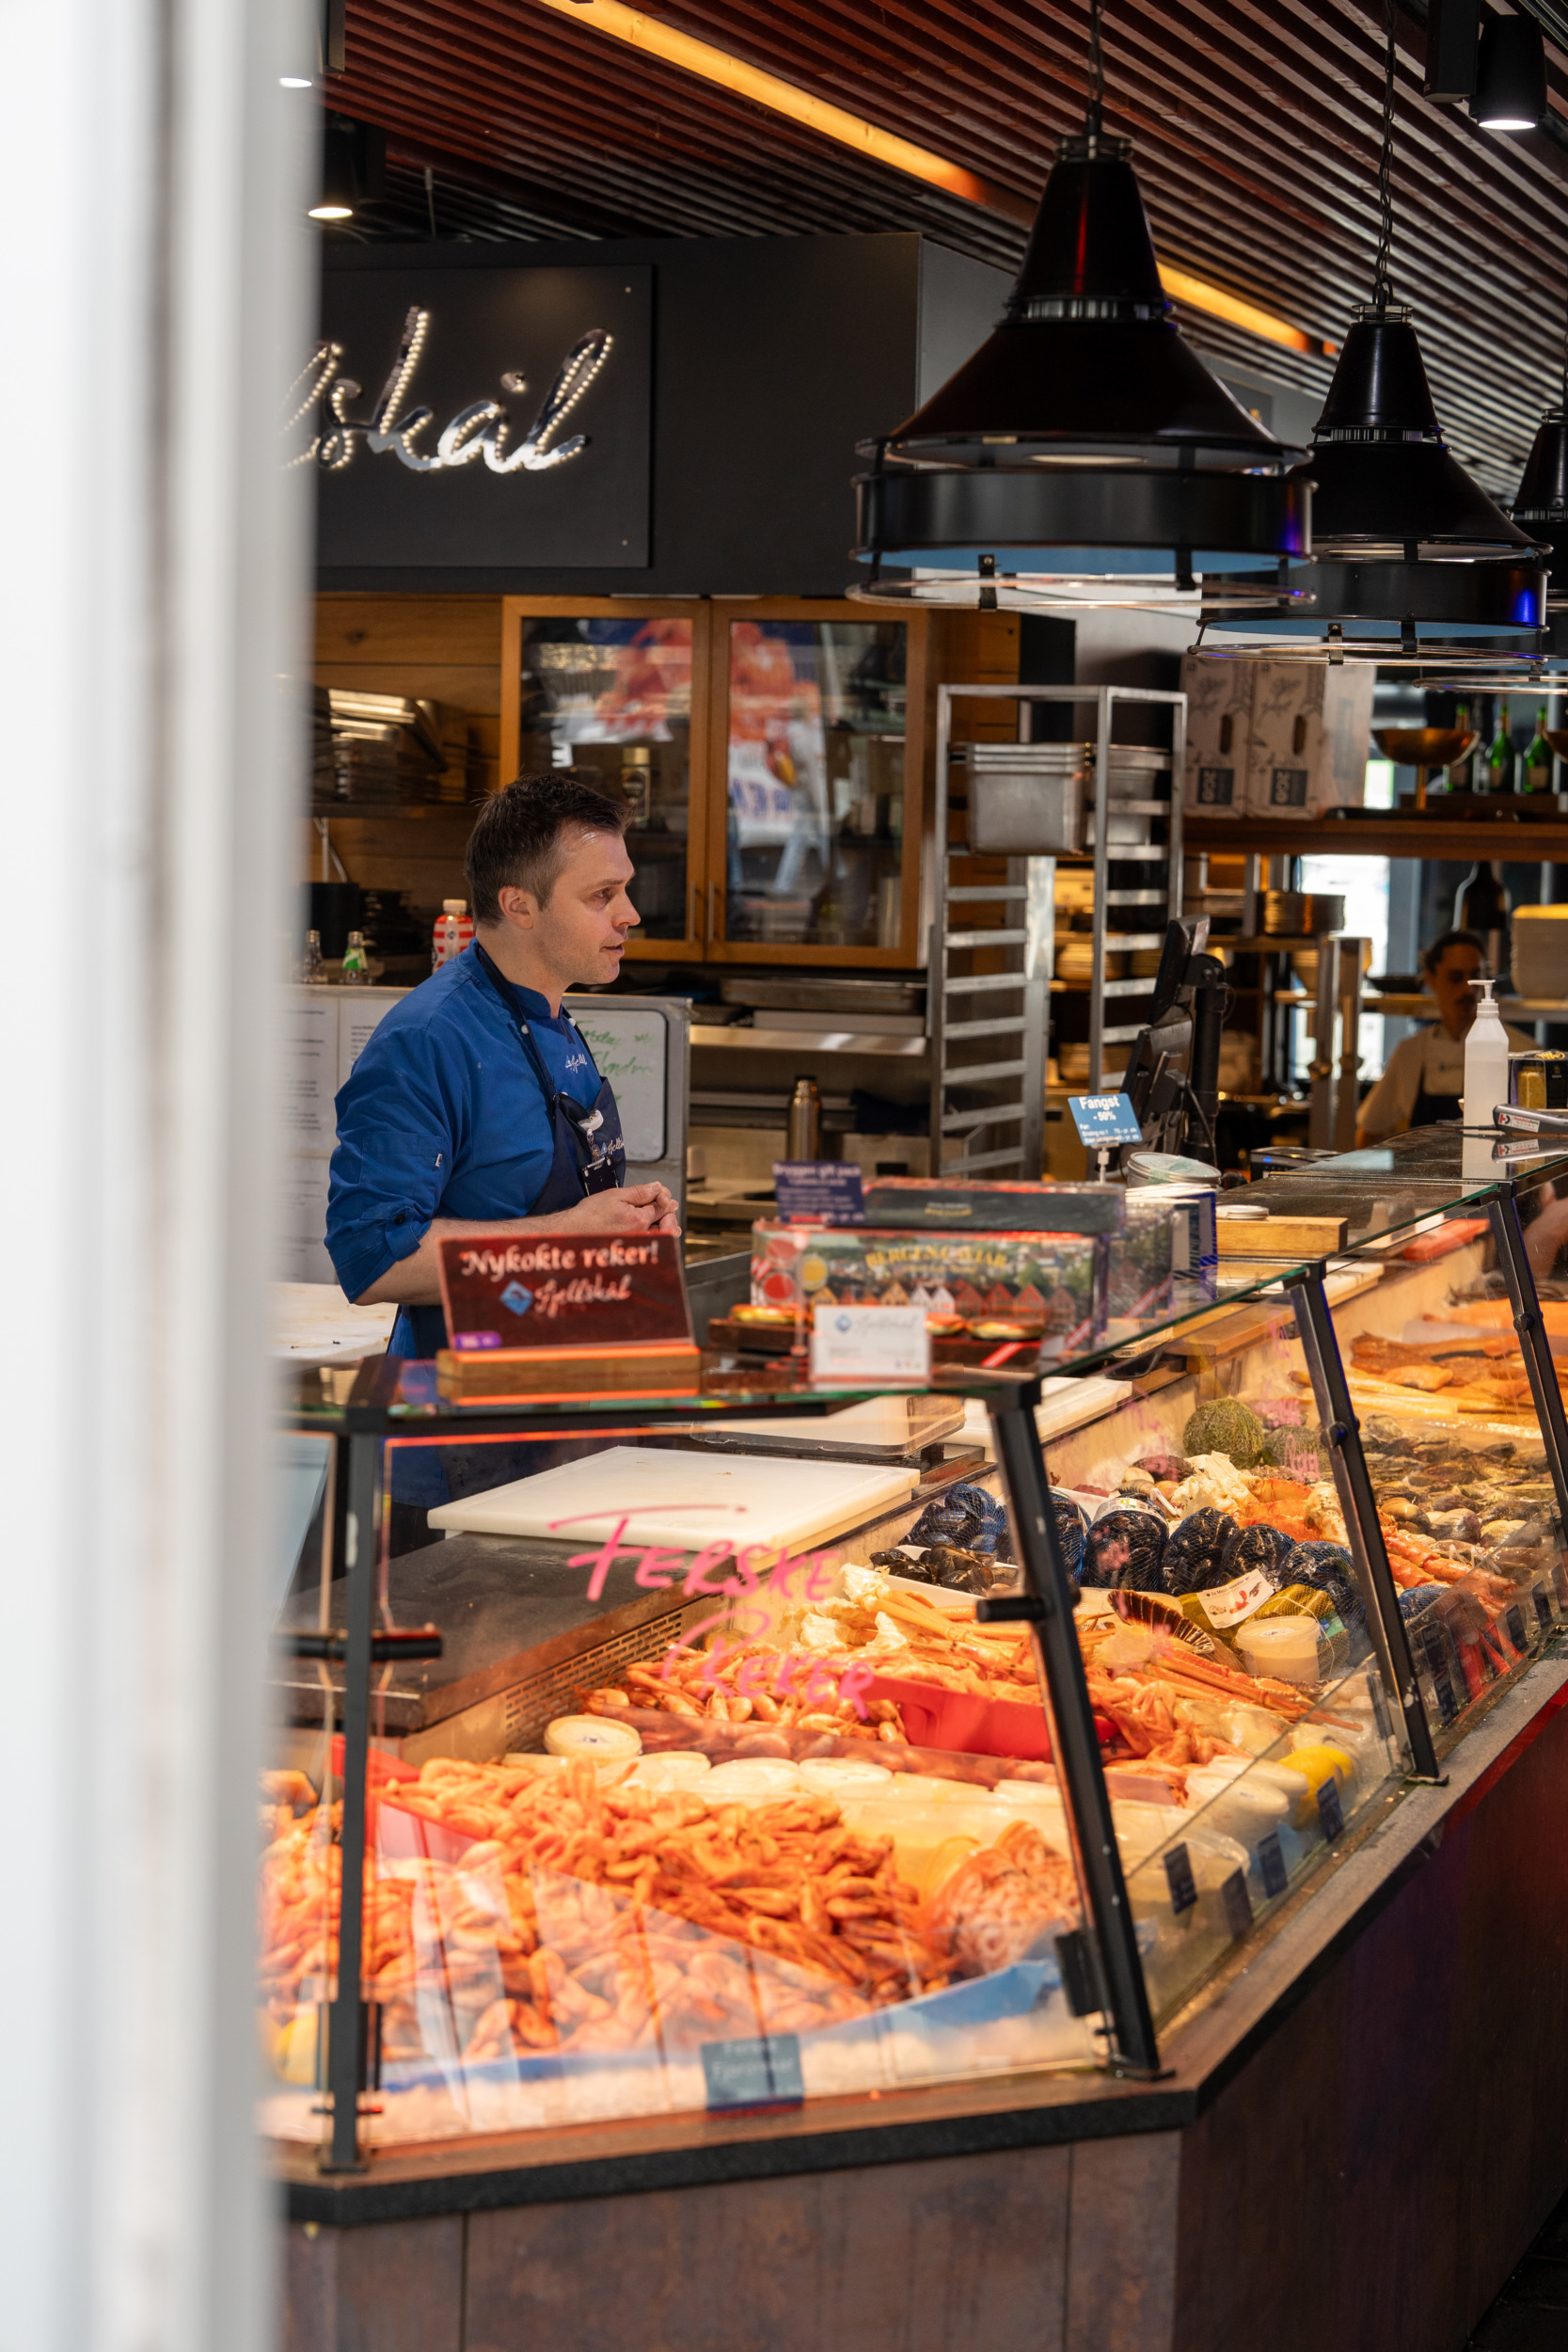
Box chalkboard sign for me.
[436,1229,691,1352]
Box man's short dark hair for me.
[1423,928,1485,974]
[465,770,629,926]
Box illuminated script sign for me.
[308,263,651,570]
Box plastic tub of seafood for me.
[1183,1764,1291,1848]
[625,1751,712,1790]
[797,1757,895,1798]
[837,1796,1020,1892]
[875,1772,1000,1802]
[702,1757,803,1804]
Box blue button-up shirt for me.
[326,943,599,1339]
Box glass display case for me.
[498,599,929,969]
[264,1142,1568,2170]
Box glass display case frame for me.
[274,1149,1568,2174]
[497,597,931,970]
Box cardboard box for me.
[1180,655,1374,821]
[1180,654,1251,817]
[1245,660,1374,818]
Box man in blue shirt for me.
[327,770,679,1524]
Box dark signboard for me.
[303,265,651,569]
[436,1229,691,1353]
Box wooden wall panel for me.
[1172,1694,1568,2352]
[315,596,502,670]
[464,2145,1072,2352]
[282,2217,465,2352]
[1065,2132,1180,2352]
[311,594,504,904]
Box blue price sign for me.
[1068,1093,1145,1147]
[701,2033,804,2114]
[773,1162,866,1225]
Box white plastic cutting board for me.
[426,1446,919,1551]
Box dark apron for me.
[1411,1081,1463,1127]
[389,953,626,1506]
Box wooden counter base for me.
[279,1655,1568,2352]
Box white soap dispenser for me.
[1463,975,1509,1130]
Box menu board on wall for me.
[308,265,652,570]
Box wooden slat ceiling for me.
[327,0,1568,496]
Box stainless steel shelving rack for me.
[931,685,1187,1150]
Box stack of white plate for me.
[1511,906,1568,1000]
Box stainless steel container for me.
[966,769,1085,853]
[786,1075,821,1158]
[958,742,1171,854]
[1261,890,1346,937]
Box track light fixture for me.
[309,119,359,220]
[309,115,386,225]
[847,0,1310,614]
[1471,10,1547,130]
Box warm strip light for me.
[533,0,1033,220]
[535,0,1333,363]
[1160,263,1336,358]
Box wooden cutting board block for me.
[1216,1215,1348,1257]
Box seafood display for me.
[260,1220,1568,2167]
[258,1756,1079,2081]
[580,1567,1314,1795]
[1348,1330,1539,1412]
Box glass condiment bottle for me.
[301,929,325,984]
[341,929,370,985]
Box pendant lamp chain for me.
[1085,0,1106,136]
[1371,0,1398,312]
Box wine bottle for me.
[1524,705,1554,795]
[1485,701,1514,794]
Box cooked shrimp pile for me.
[259,1758,979,2073]
[585,1646,907,1742]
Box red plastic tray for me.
[863,1676,1116,1763]
[327,1738,478,1865]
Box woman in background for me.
[1355,930,1534,1146]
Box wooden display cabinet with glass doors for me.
[499,596,930,968]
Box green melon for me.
[1181,1399,1267,1469]
[1261,1421,1329,1476]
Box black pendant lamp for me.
[1508,294,1568,662]
[848,0,1310,612]
[1203,6,1546,665]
